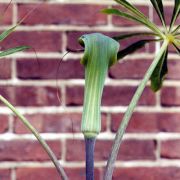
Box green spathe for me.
[79,33,119,138]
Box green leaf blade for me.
[112,32,157,41]
[170,0,180,32]
[117,39,156,60]
[0,46,31,58]
[150,48,168,92]
[0,25,17,42]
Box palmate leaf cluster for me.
[0,1,30,58]
[102,0,180,91]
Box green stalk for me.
[104,40,169,180]
[0,95,68,180]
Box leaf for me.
[172,25,180,34]
[115,0,147,19]
[102,9,153,31]
[102,8,163,37]
[112,32,157,41]
[173,42,180,55]
[170,0,180,32]
[150,0,166,28]
[0,25,17,42]
[113,0,163,37]
[150,48,168,92]
[0,46,31,58]
[117,39,157,60]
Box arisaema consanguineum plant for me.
[0,2,68,179]
[78,0,179,180]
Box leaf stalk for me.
[104,40,169,180]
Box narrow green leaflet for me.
[115,0,148,19]
[114,0,164,38]
[102,8,161,36]
[170,0,180,32]
[0,46,31,58]
[172,25,180,35]
[150,48,168,92]
[150,0,166,29]
[113,32,156,41]
[173,43,180,55]
[117,39,156,60]
[0,25,17,42]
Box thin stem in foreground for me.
[104,40,169,180]
[85,138,96,180]
[0,95,68,180]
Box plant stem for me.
[104,40,169,180]
[0,95,68,180]
[85,138,96,180]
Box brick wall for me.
[0,0,179,179]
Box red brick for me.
[65,168,101,180]
[18,4,107,26]
[16,168,59,180]
[66,139,155,161]
[118,140,156,160]
[113,167,180,180]
[14,86,60,106]
[1,31,62,52]
[0,4,13,25]
[0,115,9,133]
[0,86,13,106]
[102,86,156,106]
[112,5,149,26]
[17,59,84,80]
[111,112,180,133]
[66,85,155,106]
[167,60,180,80]
[66,86,84,106]
[0,59,11,79]
[0,140,61,161]
[161,140,180,159]
[109,60,151,79]
[161,87,180,106]
[14,113,107,134]
[0,169,11,180]
[153,6,180,26]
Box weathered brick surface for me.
[111,112,180,133]
[0,115,9,133]
[14,113,107,134]
[0,86,13,106]
[1,31,62,52]
[66,139,155,161]
[102,86,156,106]
[17,59,84,80]
[0,140,61,161]
[14,86,60,106]
[109,60,151,79]
[161,87,180,106]
[0,59,11,79]
[161,140,180,159]
[113,167,180,180]
[16,168,60,180]
[0,4,13,25]
[18,4,107,26]
[0,169,11,180]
